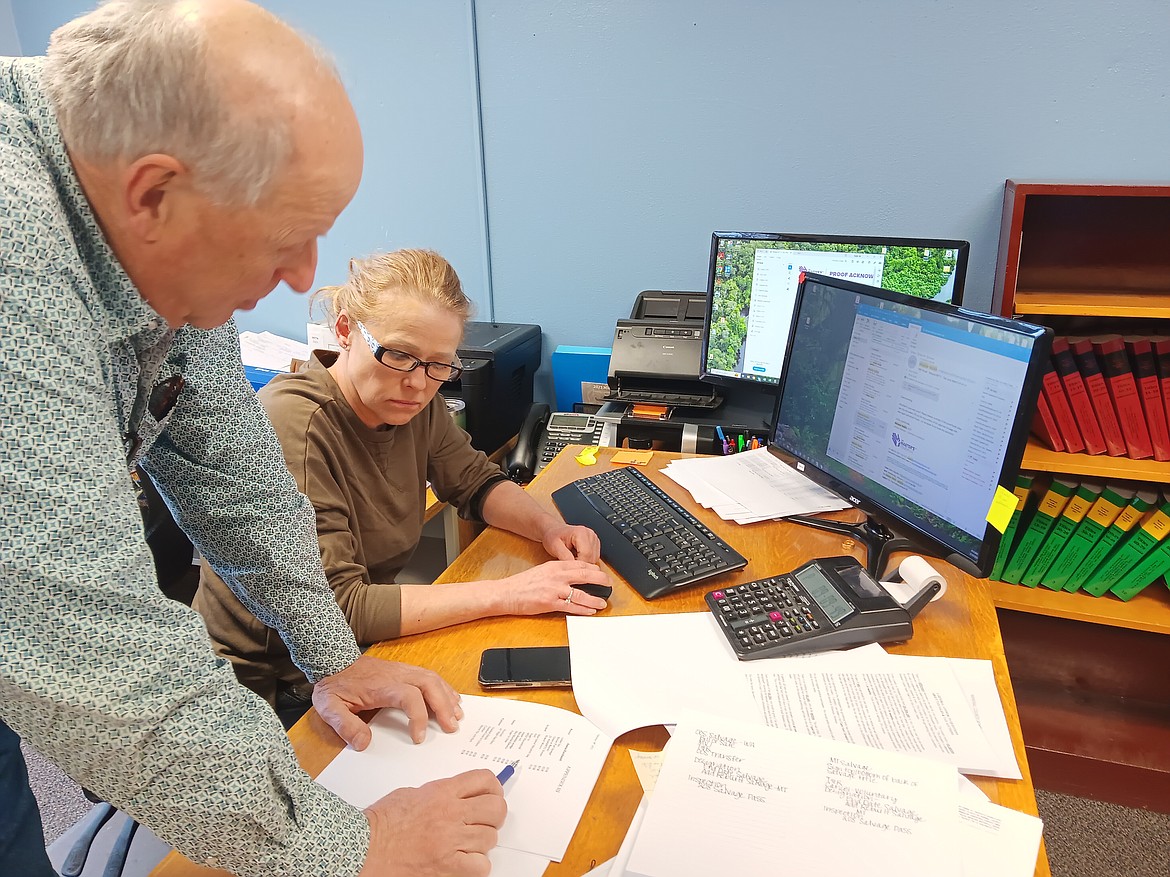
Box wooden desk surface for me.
[155,447,1049,876]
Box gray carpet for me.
[23,739,1170,876]
[1035,788,1170,877]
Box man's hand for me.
[358,770,506,877]
[541,522,602,564]
[313,655,463,749]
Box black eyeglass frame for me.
[355,321,464,382]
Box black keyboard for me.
[551,467,747,599]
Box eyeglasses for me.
[125,375,186,463]
[355,321,464,382]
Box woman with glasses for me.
[194,249,608,721]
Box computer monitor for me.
[768,271,1050,578]
[701,231,971,390]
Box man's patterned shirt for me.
[0,57,369,876]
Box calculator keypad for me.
[707,575,825,658]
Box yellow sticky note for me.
[575,446,600,466]
[612,450,654,466]
[986,485,1018,533]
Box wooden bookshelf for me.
[992,179,1170,811]
[1013,289,1170,318]
[989,579,1170,635]
[1020,438,1170,482]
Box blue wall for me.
[0,1,19,54]
[11,1,1170,400]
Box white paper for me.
[957,796,1044,877]
[306,321,340,351]
[608,798,649,877]
[744,663,1001,775]
[567,613,761,737]
[314,695,612,862]
[624,711,960,877]
[238,330,310,370]
[661,449,850,522]
[885,654,1023,780]
[567,614,888,739]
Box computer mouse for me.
[572,582,613,600]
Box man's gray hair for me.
[43,0,336,206]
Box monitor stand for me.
[785,514,983,581]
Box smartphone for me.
[477,646,572,689]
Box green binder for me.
[1043,484,1134,591]
[1062,489,1158,593]
[990,475,1035,582]
[1110,535,1170,601]
[1081,498,1170,596]
[1000,478,1077,586]
[1022,481,1103,588]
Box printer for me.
[442,321,542,454]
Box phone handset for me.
[505,402,552,483]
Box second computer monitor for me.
[769,271,1050,576]
[701,231,971,389]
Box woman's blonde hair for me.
[313,249,473,327]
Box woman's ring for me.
[565,589,575,605]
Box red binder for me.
[1093,334,1153,459]
[1032,391,1065,451]
[1152,336,1170,446]
[1124,336,1170,461]
[1069,335,1126,456]
[1040,359,1084,454]
[1051,336,1106,455]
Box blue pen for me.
[496,762,517,787]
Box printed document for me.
[743,663,1000,775]
[314,694,612,863]
[623,711,960,877]
[661,448,850,523]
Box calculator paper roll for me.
[880,555,947,605]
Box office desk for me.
[154,447,1049,877]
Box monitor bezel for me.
[700,231,972,391]
[765,271,1051,576]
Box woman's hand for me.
[495,559,610,616]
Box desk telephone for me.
[504,403,604,483]
[706,555,940,660]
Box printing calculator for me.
[705,555,939,660]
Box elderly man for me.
[0,2,504,876]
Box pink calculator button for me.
[712,590,726,600]
[769,611,784,622]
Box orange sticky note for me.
[612,450,653,466]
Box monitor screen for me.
[768,272,1050,575]
[701,232,971,389]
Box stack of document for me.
[661,447,850,523]
[238,330,310,372]
[601,711,1043,877]
[567,609,1044,877]
[567,612,1023,779]
[314,695,613,877]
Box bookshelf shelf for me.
[989,579,1170,635]
[1020,439,1170,481]
[992,179,1170,811]
[1013,289,1170,318]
